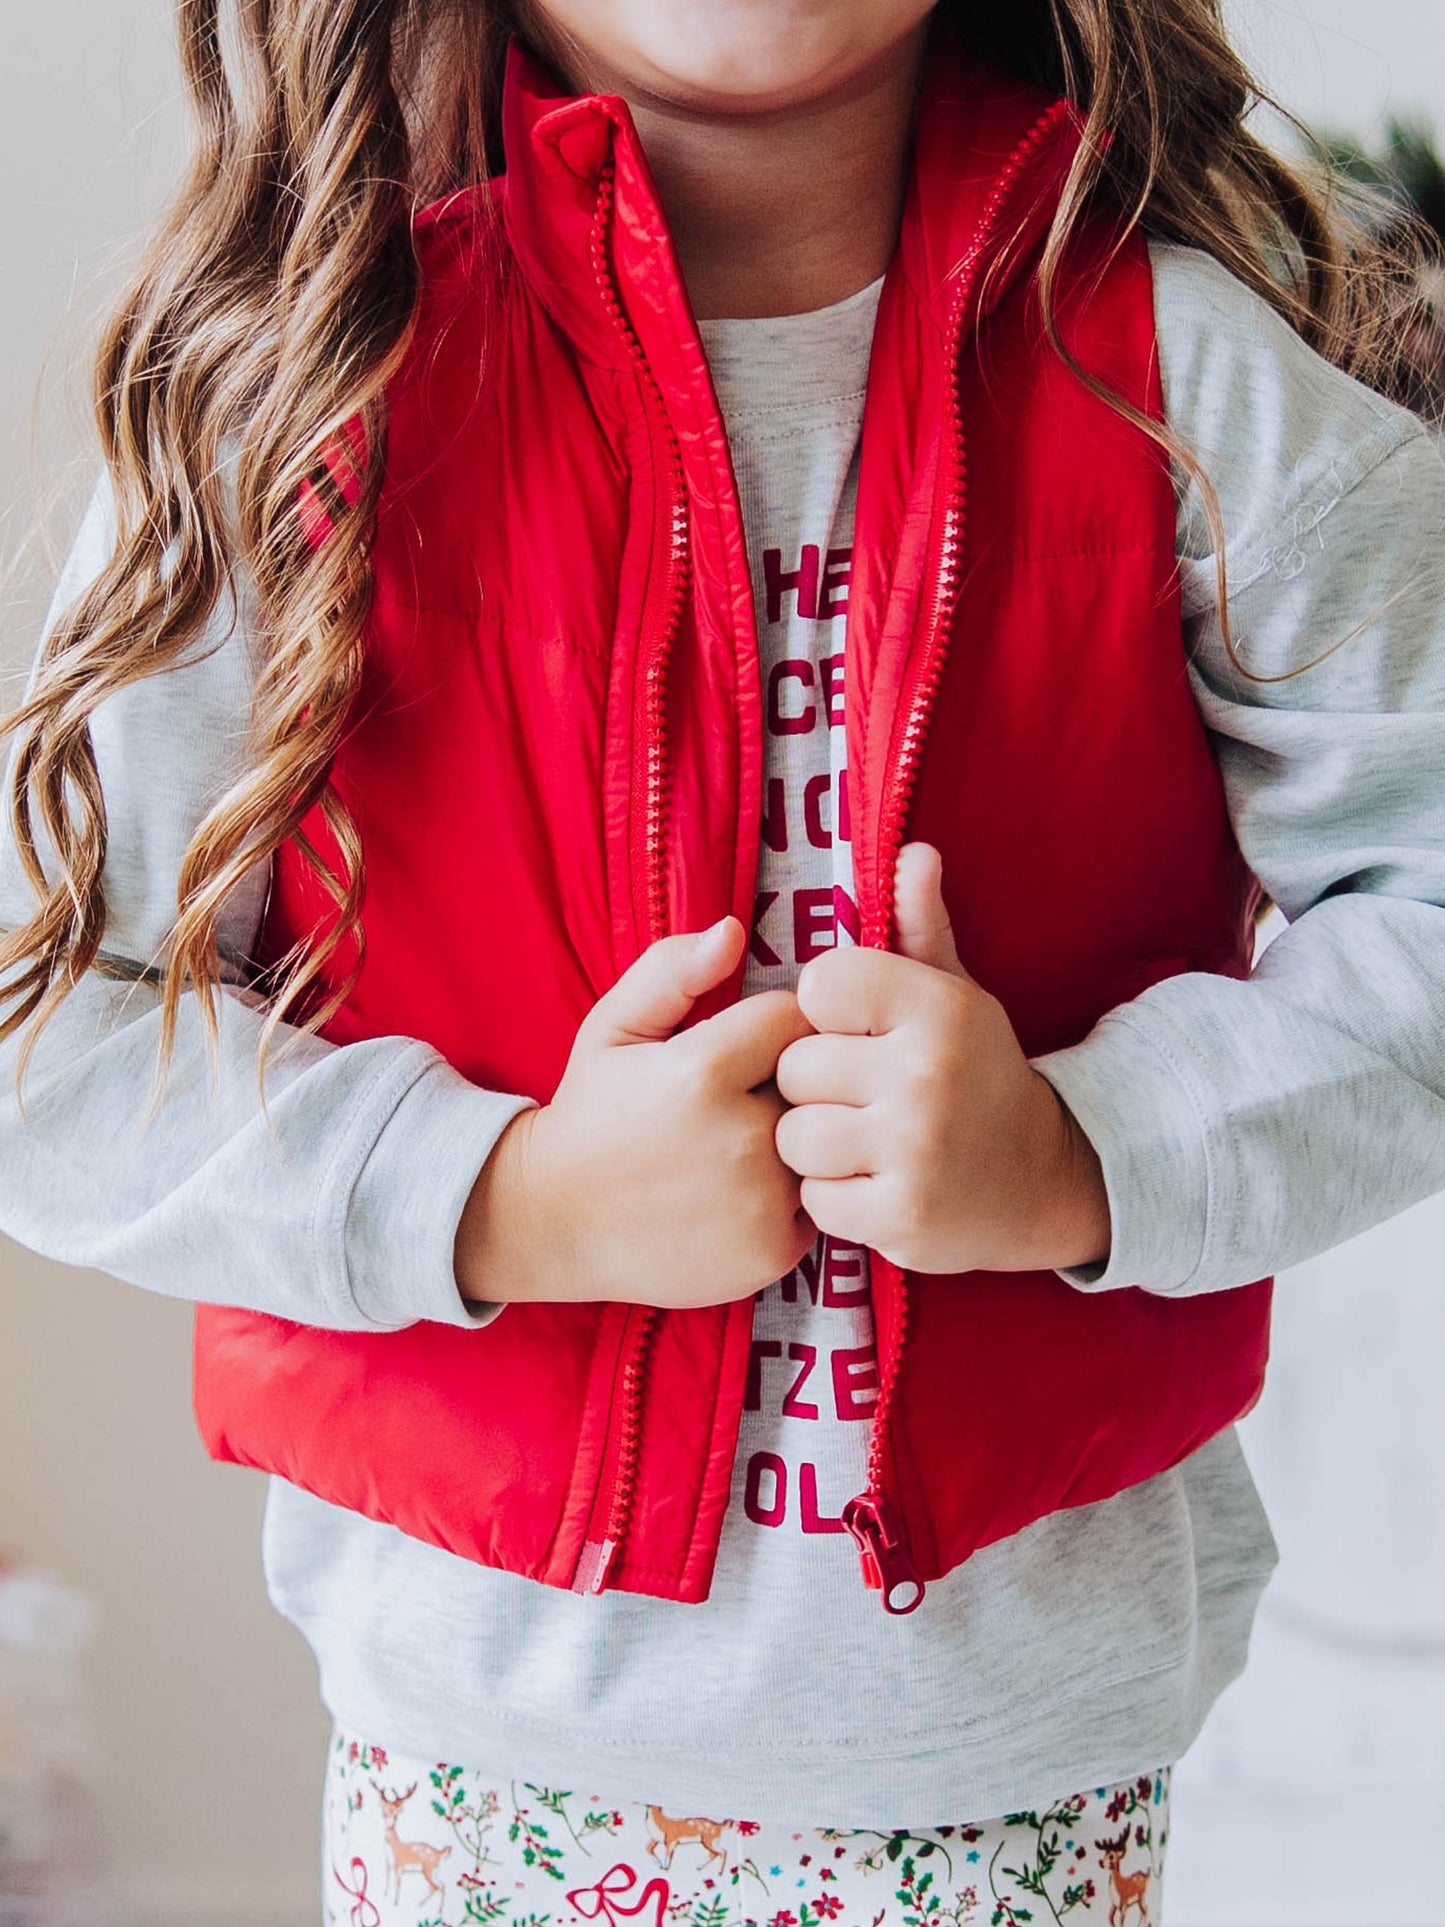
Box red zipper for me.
[572,1302,659,1594]
[844,102,1074,1616]
[572,154,692,1597]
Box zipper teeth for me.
[602,1314,653,1552]
[590,160,692,945]
[584,155,691,1571]
[873,100,1071,939]
[864,101,1072,1505]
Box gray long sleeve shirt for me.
[3,241,1445,1822]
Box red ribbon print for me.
[332,1855,382,1927]
[566,1861,672,1927]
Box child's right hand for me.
[455,916,817,1309]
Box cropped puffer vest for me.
[193,31,1272,1613]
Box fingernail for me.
[699,915,733,943]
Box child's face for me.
[523,0,939,114]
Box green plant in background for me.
[1324,117,1445,421]
[1327,120,1445,247]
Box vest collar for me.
[496,24,1087,376]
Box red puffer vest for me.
[193,30,1272,1614]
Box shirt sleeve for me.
[0,474,535,1329]
[1029,240,1445,1295]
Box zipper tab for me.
[842,1491,926,1615]
[571,1536,619,1596]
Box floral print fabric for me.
[323,1730,1170,1927]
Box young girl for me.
[5,1,1445,1921]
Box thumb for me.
[576,915,745,1051]
[892,842,968,977]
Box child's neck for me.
[564,26,930,321]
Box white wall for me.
[1227,0,1445,132]
[1,8,336,1925]
[2,7,1442,1927]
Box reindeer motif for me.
[1093,1828,1152,1927]
[371,1781,452,1907]
[644,1805,731,1872]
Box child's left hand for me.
[773,841,1112,1275]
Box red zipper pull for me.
[842,1492,926,1615]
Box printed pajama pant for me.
[323,1727,1171,1927]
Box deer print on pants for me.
[323,1731,1171,1927]
[370,1781,452,1908]
[644,1805,732,1872]
[1095,1826,1154,1927]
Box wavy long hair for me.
[2,0,1437,1099]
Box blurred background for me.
[2,3,1443,1923]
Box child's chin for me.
[550,0,935,120]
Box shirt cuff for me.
[1029,1008,1212,1294]
[343,1054,538,1329]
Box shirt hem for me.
[302,1569,1273,1828]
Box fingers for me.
[577,916,745,1051]
[892,841,966,977]
[775,1101,874,1181]
[774,1028,887,1108]
[690,987,815,1092]
[797,1174,889,1250]
[795,943,933,1036]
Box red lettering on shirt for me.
[750,891,782,968]
[762,655,820,728]
[745,1339,783,1412]
[819,652,846,726]
[817,549,852,621]
[768,659,817,736]
[793,886,836,962]
[834,884,860,946]
[782,1343,820,1420]
[778,1238,823,1305]
[764,545,821,624]
[831,1344,880,1420]
[744,1451,787,1528]
[803,772,833,849]
[799,1462,848,1534]
[822,1239,870,1307]
[736,501,874,1548]
[761,776,788,853]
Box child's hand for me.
[457,916,816,1309]
[772,842,1112,1276]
